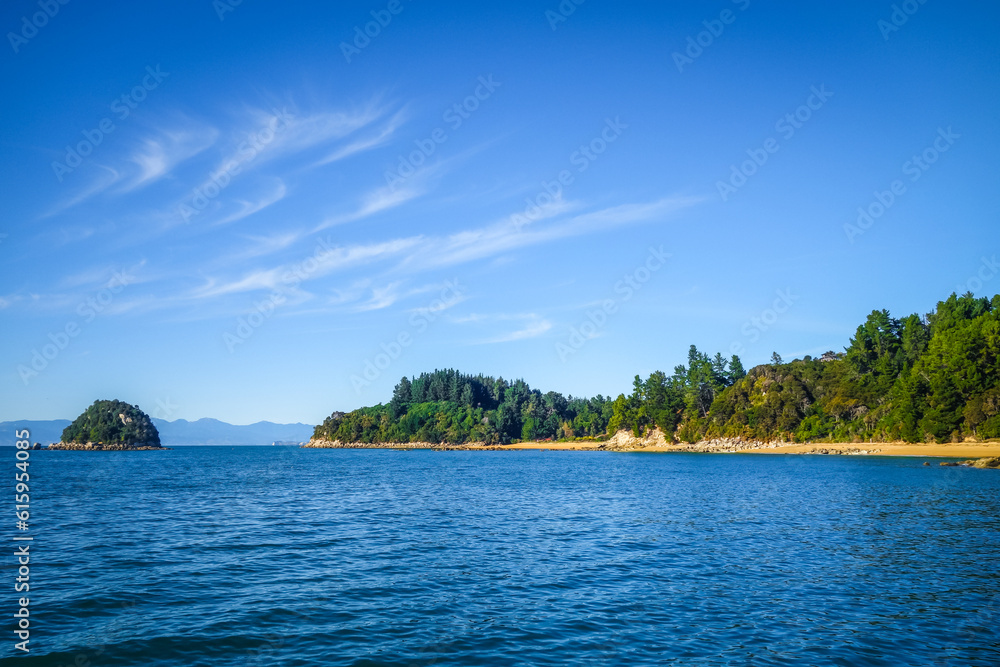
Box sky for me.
[1,0,998,425]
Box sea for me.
[7,446,1000,666]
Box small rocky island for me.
[49,399,167,450]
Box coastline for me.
[303,435,1000,458]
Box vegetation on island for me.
[61,399,161,446]
[314,292,1000,445]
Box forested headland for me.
[313,293,1000,446]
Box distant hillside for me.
[151,418,313,445]
[1,418,313,446]
[1,420,71,446]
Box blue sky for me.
[2,0,998,424]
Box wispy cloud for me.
[189,236,422,300]
[60,193,699,320]
[183,196,698,310]
[274,106,385,155]
[43,123,218,219]
[455,313,553,344]
[54,260,149,290]
[314,181,426,230]
[212,103,391,176]
[354,281,405,312]
[485,319,552,343]
[123,127,218,191]
[314,109,407,167]
[42,165,121,218]
[228,229,303,262]
[395,196,702,273]
[315,144,490,231]
[213,179,287,226]
[191,268,286,300]
[4,260,149,315]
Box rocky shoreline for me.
[304,438,557,451]
[592,434,879,455]
[47,442,168,451]
[595,431,779,453]
[302,439,472,450]
[301,431,884,455]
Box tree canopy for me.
[61,399,161,446]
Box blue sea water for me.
[7,447,1000,666]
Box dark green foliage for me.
[704,292,1000,443]
[61,399,160,446]
[729,355,746,381]
[314,293,1000,446]
[314,369,612,445]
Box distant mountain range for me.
[1,418,314,447]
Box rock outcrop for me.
[595,430,792,453]
[941,456,1000,469]
[970,456,1000,468]
[48,441,166,451]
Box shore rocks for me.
[804,447,882,456]
[302,439,488,450]
[970,456,1000,468]
[599,428,670,451]
[591,433,889,455]
[679,437,774,453]
[941,456,1000,469]
[598,431,797,454]
[301,433,893,456]
[47,442,168,451]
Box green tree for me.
[728,355,746,382]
